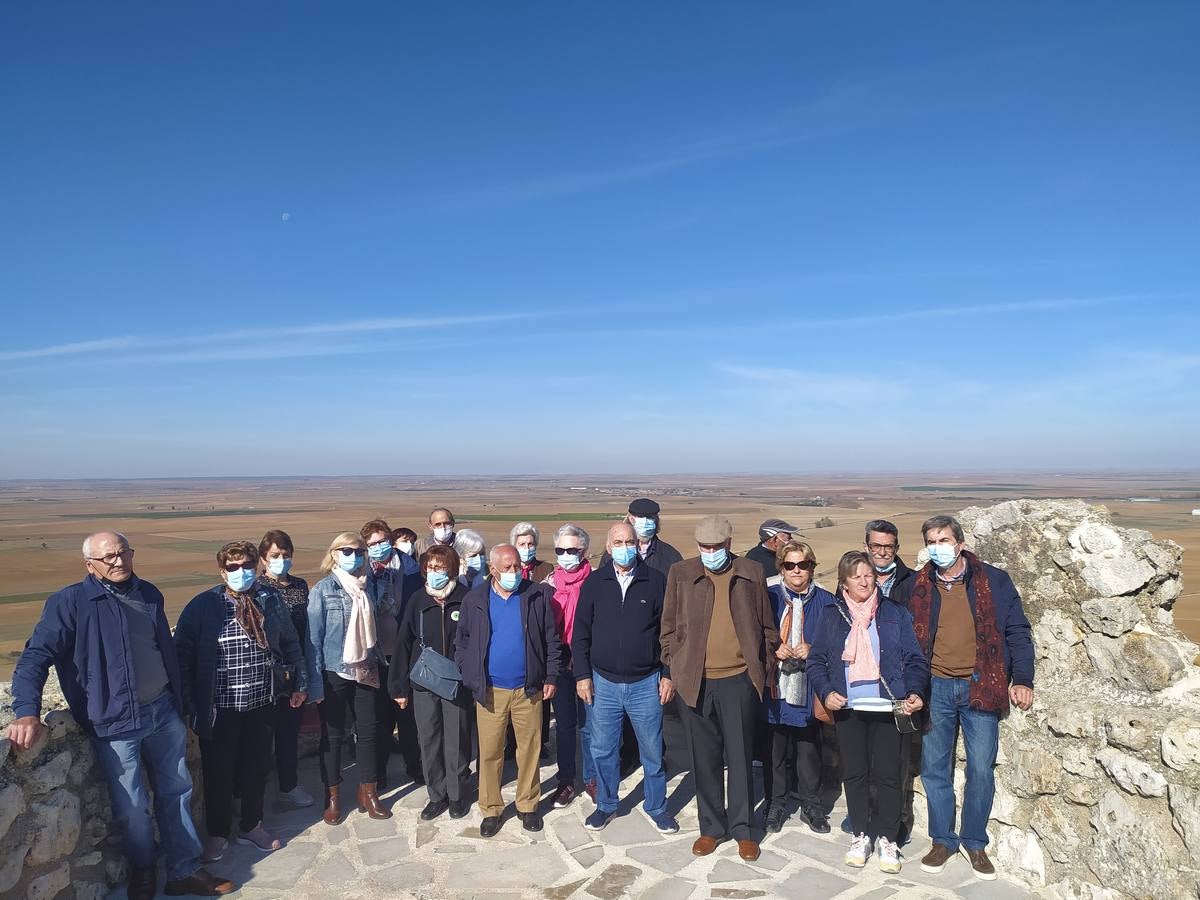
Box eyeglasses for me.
[336,547,362,556]
[781,560,815,572]
[87,548,134,566]
[867,543,898,553]
[367,540,391,550]
[222,562,254,573]
[554,547,583,556]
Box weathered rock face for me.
[931,499,1200,899]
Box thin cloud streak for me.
[0,337,139,361]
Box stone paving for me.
[108,756,1035,900]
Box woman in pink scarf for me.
[544,523,595,809]
[808,551,927,876]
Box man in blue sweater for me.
[6,531,235,900]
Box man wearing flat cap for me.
[745,518,800,578]
[600,498,682,578]
[661,515,780,862]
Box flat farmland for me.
[1,473,1196,679]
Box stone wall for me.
[908,499,1200,900]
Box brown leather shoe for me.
[737,839,761,862]
[692,835,721,856]
[323,784,342,825]
[164,867,235,896]
[962,847,997,881]
[920,842,955,873]
[127,866,157,900]
[357,781,392,819]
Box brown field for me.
[1,472,1197,679]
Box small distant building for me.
[1129,498,1161,502]
[1192,509,1200,516]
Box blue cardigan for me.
[808,594,930,706]
[762,583,837,727]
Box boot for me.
[322,785,341,826]
[357,782,391,819]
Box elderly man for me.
[454,544,563,837]
[599,498,682,578]
[864,519,915,600]
[661,516,779,862]
[894,515,1034,881]
[744,518,800,578]
[6,532,235,900]
[574,522,678,833]
[417,507,457,553]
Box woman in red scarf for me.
[545,523,595,808]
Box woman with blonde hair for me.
[306,532,394,824]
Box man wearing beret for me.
[600,498,683,578]
[661,515,780,862]
[745,518,800,578]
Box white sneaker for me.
[845,833,873,868]
[878,836,902,873]
[278,785,314,808]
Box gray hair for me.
[489,543,517,565]
[864,519,899,544]
[82,531,129,558]
[921,515,965,543]
[553,523,590,553]
[509,521,540,544]
[454,528,486,557]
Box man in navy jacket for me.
[893,515,1034,882]
[573,522,678,834]
[6,531,235,900]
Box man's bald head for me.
[607,521,635,545]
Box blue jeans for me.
[553,673,594,786]
[90,692,203,881]
[922,676,1000,851]
[589,671,666,817]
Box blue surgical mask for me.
[368,543,393,562]
[556,552,582,572]
[633,517,657,539]
[928,544,959,569]
[700,548,729,571]
[337,552,363,572]
[497,571,520,591]
[225,567,256,592]
[518,545,536,563]
[611,545,637,568]
[874,560,897,574]
[466,554,484,572]
[267,557,292,577]
[426,570,450,591]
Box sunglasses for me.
[554,547,583,556]
[781,561,815,572]
[336,547,362,556]
[223,563,254,573]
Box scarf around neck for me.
[840,589,881,684]
[225,588,269,650]
[331,566,378,686]
[552,560,592,646]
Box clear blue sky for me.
[2,4,1198,477]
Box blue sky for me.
[2,3,1198,477]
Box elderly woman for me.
[175,540,308,861]
[256,529,314,811]
[545,523,596,807]
[762,540,836,835]
[511,521,554,583]
[388,545,472,821]
[306,532,395,824]
[809,551,929,874]
[454,528,489,589]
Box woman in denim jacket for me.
[306,531,396,824]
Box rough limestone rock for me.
[956,499,1200,899]
[26,788,81,865]
[26,862,69,900]
[0,782,24,844]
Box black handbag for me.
[272,662,296,701]
[409,604,463,701]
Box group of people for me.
[6,498,1034,898]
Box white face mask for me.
[433,526,454,543]
[395,541,413,556]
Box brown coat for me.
[661,555,780,708]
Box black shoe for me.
[449,800,469,819]
[127,866,157,900]
[420,799,449,821]
[765,804,787,833]
[519,811,543,832]
[806,808,831,834]
[480,816,502,838]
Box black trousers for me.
[200,706,274,837]
[273,697,303,793]
[677,671,758,840]
[319,673,388,786]
[763,722,823,811]
[412,687,473,803]
[835,709,903,842]
[378,661,422,781]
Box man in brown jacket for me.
[661,515,779,862]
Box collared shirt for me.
[214,596,273,711]
[615,563,637,598]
